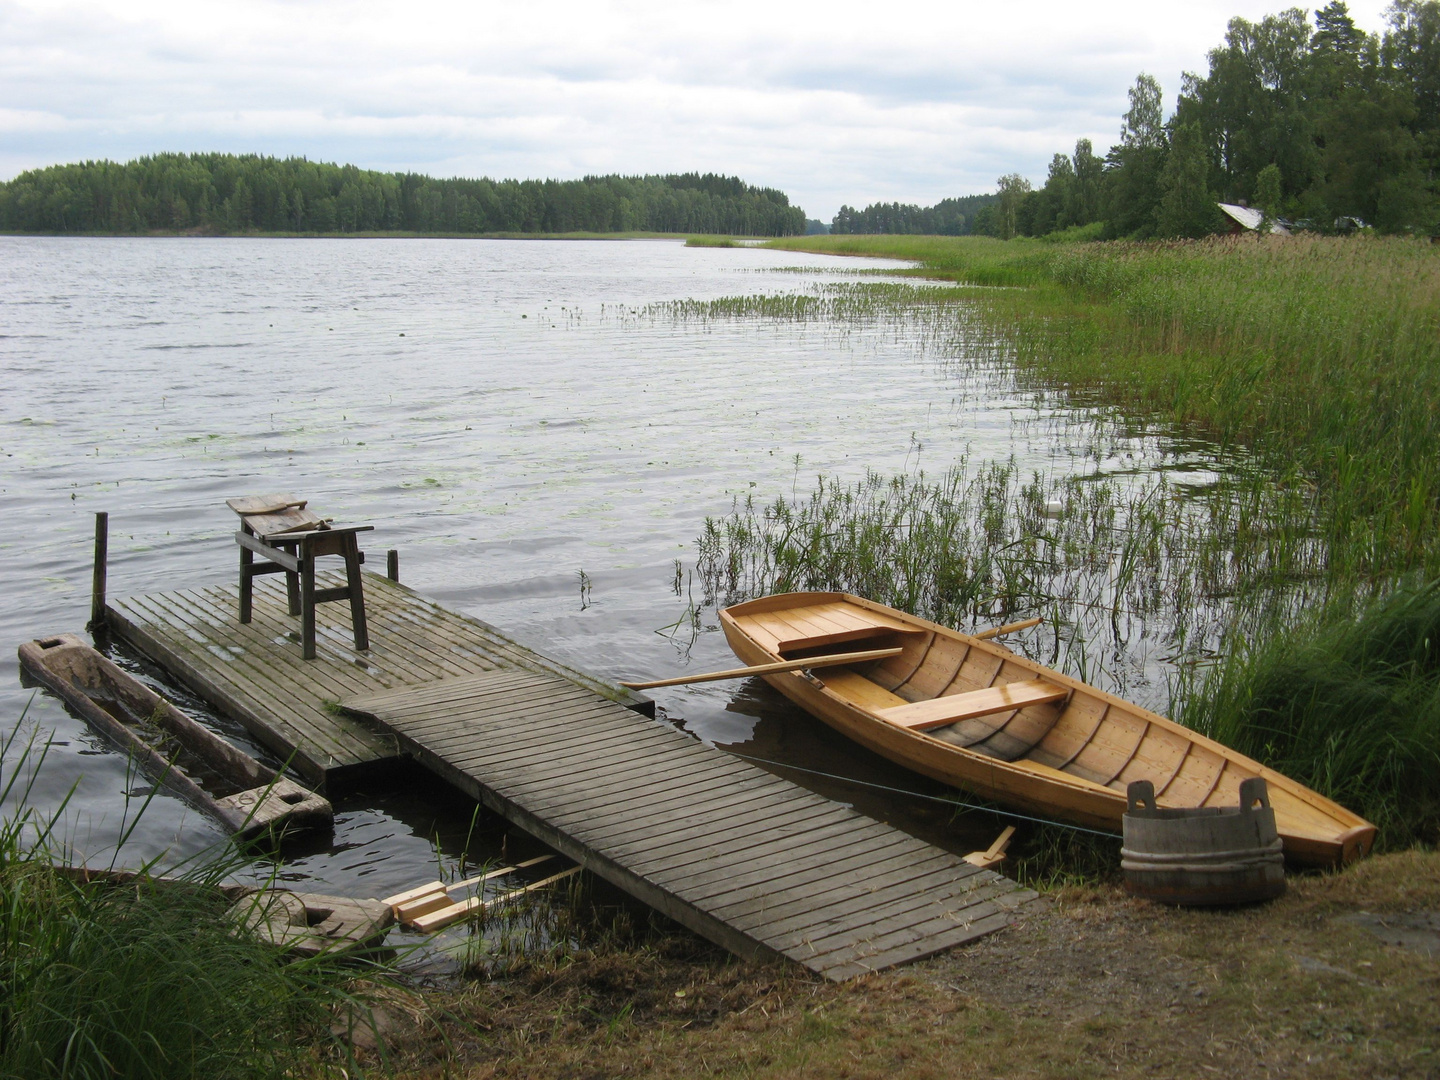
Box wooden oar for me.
[974,616,1042,640]
[619,647,904,690]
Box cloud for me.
[0,0,1398,219]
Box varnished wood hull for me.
[720,593,1375,867]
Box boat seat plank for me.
[818,670,909,710]
[876,679,1069,731]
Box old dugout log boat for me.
[19,633,332,841]
[719,592,1375,867]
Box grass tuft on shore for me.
[0,729,365,1080]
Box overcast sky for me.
[0,0,1395,221]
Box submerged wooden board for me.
[106,572,651,788]
[343,669,1036,980]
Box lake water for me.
[0,236,1195,942]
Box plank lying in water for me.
[105,571,651,788]
[343,669,1037,981]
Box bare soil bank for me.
[338,850,1439,1078]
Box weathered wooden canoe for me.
[720,593,1375,867]
[19,634,332,841]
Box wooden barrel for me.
[1121,777,1285,905]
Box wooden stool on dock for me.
[227,494,373,660]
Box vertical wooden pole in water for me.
[88,511,108,631]
[387,549,399,583]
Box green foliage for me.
[0,731,363,1079]
[1103,74,1169,239]
[993,174,1033,240]
[1155,123,1224,238]
[1254,163,1284,229]
[1183,578,1440,848]
[0,155,807,236]
[830,194,994,236]
[984,3,1440,239]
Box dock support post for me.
[387,549,399,583]
[88,511,108,632]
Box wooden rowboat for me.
[19,634,333,842]
[720,593,1375,867]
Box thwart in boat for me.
[719,592,1375,867]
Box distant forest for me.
[0,155,807,236]
[830,195,997,236]
[992,1,1440,239]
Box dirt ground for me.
[335,850,1440,1079]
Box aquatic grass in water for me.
[766,234,1440,587]
[696,458,1326,705]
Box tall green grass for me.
[697,452,1329,702]
[1182,578,1440,848]
[0,728,363,1079]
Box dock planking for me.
[106,571,650,788]
[107,570,1035,978]
[343,669,1036,980]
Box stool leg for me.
[300,544,317,660]
[343,536,369,652]
[239,539,254,624]
[285,568,301,616]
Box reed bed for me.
[766,234,1440,586]
[695,452,1327,705]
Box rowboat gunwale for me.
[719,592,1375,867]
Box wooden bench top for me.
[877,679,1070,732]
[226,494,308,516]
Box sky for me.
[0,0,1396,222]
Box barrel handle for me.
[1126,780,1156,813]
[1238,776,1270,813]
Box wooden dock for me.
[106,571,1035,979]
[106,571,650,787]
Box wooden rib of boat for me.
[19,633,332,841]
[720,592,1375,867]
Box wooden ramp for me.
[343,670,1036,980]
[106,572,650,788]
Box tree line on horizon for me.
[835,1,1440,240]
[0,155,807,236]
